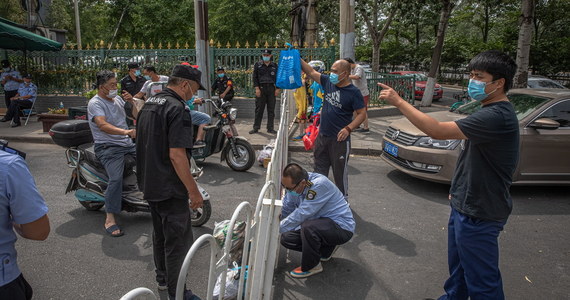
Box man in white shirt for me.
[345,58,370,132]
[134,65,169,99]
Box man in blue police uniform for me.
[1,60,23,109]
[280,163,355,278]
[1,145,50,300]
[250,49,279,134]
[1,74,37,127]
[379,50,519,300]
[211,66,234,102]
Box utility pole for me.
[194,0,211,110]
[339,0,355,60]
[305,0,317,47]
[73,0,82,50]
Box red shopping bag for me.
[303,115,320,151]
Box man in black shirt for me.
[379,50,518,300]
[121,62,146,125]
[211,66,234,102]
[250,49,279,134]
[136,64,205,300]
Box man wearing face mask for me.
[378,50,518,300]
[134,65,169,100]
[300,59,366,200]
[279,163,354,278]
[250,49,279,134]
[1,60,23,110]
[121,63,146,124]
[211,66,234,102]
[1,74,37,127]
[87,70,139,237]
[136,64,205,300]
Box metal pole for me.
[73,0,82,50]
[194,0,211,100]
[339,0,355,60]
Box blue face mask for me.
[330,72,342,85]
[186,96,195,108]
[262,56,270,62]
[218,73,225,78]
[144,75,151,80]
[134,70,141,76]
[286,189,301,197]
[468,79,496,101]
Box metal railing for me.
[365,72,416,106]
[2,47,335,98]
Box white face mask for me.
[107,89,118,98]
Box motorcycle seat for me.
[79,144,136,171]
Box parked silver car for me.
[381,89,570,185]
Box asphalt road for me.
[10,142,570,300]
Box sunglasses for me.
[281,180,303,192]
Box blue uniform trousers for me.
[438,207,507,300]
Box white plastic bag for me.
[213,267,239,300]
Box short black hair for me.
[283,163,308,184]
[343,57,355,64]
[143,65,156,73]
[96,70,116,88]
[467,50,517,93]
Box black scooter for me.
[192,97,255,171]
[49,120,212,227]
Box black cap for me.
[23,74,32,79]
[216,66,225,71]
[171,64,205,90]
[343,57,355,64]
[262,49,272,55]
[127,62,140,70]
[1,60,10,67]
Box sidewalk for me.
[0,105,448,156]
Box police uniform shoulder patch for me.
[306,190,317,200]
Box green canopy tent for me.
[0,17,63,51]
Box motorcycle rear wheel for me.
[191,200,211,227]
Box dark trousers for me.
[4,99,33,125]
[313,134,351,199]
[0,274,33,300]
[280,218,353,271]
[253,83,276,131]
[3,90,18,108]
[94,143,136,214]
[149,197,194,298]
[438,207,506,300]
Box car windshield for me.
[527,79,567,89]
[455,94,552,120]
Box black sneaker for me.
[249,129,259,134]
[267,129,277,134]
[193,140,206,148]
[11,123,21,128]
[0,118,7,122]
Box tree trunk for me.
[513,0,535,88]
[372,41,380,72]
[421,0,454,107]
[483,2,489,43]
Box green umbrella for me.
[0,17,62,51]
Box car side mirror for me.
[529,118,560,130]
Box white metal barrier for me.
[121,91,294,300]
[120,287,157,300]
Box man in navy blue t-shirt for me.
[301,59,366,200]
[379,50,519,300]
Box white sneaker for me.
[289,263,323,278]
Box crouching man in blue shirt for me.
[279,163,355,278]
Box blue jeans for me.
[438,207,507,300]
[94,143,136,214]
[190,110,211,125]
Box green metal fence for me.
[1,43,336,98]
[366,72,416,106]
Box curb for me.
[3,135,384,156]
